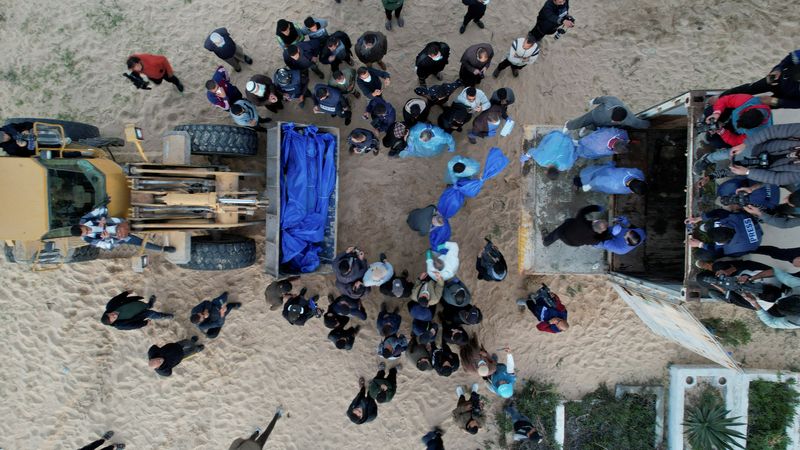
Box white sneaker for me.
[578,127,590,138]
[582,184,592,192]
[471,383,479,393]
[456,386,465,397]
[562,121,569,133]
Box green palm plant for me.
[683,400,746,450]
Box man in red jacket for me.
[704,93,772,148]
[125,53,184,92]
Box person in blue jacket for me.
[576,127,629,160]
[274,67,312,108]
[401,123,456,158]
[687,209,762,261]
[377,303,402,337]
[595,216,645,255]
[313,84,352,125]
[575,162,646,195]
[357,66,391,99]
[204,27,252,72]
[486,348,516,398]
[364,97,395,133]
[446,155,480,184]
[722,49,800,109]
[716,177,780,212]
[190,291,242,338]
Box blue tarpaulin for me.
[280,123,337,272]
[430,147,510,249]
[529,130,577,171]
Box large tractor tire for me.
[173,124,258,157]
[179,234,257,271]
[4,118,100,141]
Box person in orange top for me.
[125,53,184,92]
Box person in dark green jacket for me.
[382,0,405,30]
[101,292,173,330]
[368,362,399,403]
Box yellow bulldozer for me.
[1,118,266,271]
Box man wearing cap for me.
[576,127,630,160]
[379,269,414,298]
[355,31,389,70]
[441,302,483,326]
[264,277,299,311]
[204,28,253,72]
[486,348,516,398]
[432,341,460,377]
[282,289,319,326]
[452,383,485,435]
[442,278,471,307]
[312,85,352,126]
[246,74,284,114]
[407,205,445,236]
[363,253,394,287]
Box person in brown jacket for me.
[459,43,493,87]
[460,335,497,377]
[246,74,284,114]
[228,406,284,450]
[468,106,503,144]
[452,383,485,434]
[125,53,183,92]
[411,272,444,306]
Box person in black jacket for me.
[438,103,472,133]
[415,80,463,112]
[347,376,378,424]
[285,43,325,79]
[379,269,414,298]
[721,49,800,109]
[282,289,320,326]
[416,42,450,86]
[100,292,173,330]
[328,325,361,350]
[542,204,609,247]
[0,121,35,156]
[421,428,446,450]
[204,27,253,72]
[476,238,507,282]
[320,32,355,73]
[460,0,490,34]
[432,341,460,377]
[530,0,574,42]
[147,337,203,377]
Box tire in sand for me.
[179,234,257,271]
[173,124,259,157]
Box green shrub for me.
[565,384,657,449]
[494,379,563,449]
[683,393,745,450]
[746,379,800,450]
[701,318,752,347]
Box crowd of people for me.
[688,49,800,330]
[18,0,796,448]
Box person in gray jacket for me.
[355,31,388,70]
[744,189,800,228]
[459,43,494,87]
[565,96,650,131]
[722,123,800,186]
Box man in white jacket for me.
[455,87,491,114]
[493,34,540,78]
[426,242,460,281]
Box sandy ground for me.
[1,0,800,449]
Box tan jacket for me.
[411,277,444,306]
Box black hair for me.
[525,33,536,44]
[335,338,347,349]
[410,104,421,115]
[357,67,369,76]
[736,109,765,129]
[332,70,344,79]
[611,106,628,122]
[373,103,387,116]
[190,313,202,324]
[775,295,800,316]
[627,230,642,246]
[303,16,316,28]
[230,103,244,115]
[100,313,111,325]
[70,225,83,236]
[317,87,329,98]
[496,88,507,100]
[326,36,339,48]
[788,189,800,207]
[277,19,290,33]
[546,166,560,180]
[205,79,217,91]
[350,130,366,140]
[708,226,735,244]
[453,162,466,173]
[427,44,440,56]
[381,323,393,337]
[277,280,292,293]
[287,44,299,57]
[760,284,783,303]
[628,179,647,195]
[375,391,388,403]
[364,34,376,45]
[338,258,352,274]
[466,87,477,97]
[126,56,141,70]
[454,289,466,302]
[382,347,393,358]
[466,424,479,435]
[416,358,432,370]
